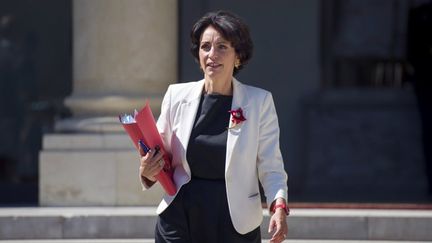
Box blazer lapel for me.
[177,80,204,175]
[226,78,250,172]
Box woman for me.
[139,10,288,243]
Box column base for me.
[55,116,122,133]
[39,133,164,206]
[59,93,164,133]
[65,93,163,117]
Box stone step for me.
[0,207,431,241]
[39,134,165,207]
[42,133,132,150]
[0,240,427,243]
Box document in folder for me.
[119,102,176,196]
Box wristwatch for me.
[272,203,290,215]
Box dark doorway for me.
[0,0,72,205]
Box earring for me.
[235,59,241,69]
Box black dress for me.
[155,93,261,243]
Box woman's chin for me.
[205,69,231,80]
[205,71,220,78]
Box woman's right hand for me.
[139,145,165,182]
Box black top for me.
[186,93,233,180]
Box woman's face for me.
[199,25,237,80]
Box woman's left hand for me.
[268,208,288,243]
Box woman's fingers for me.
[268,218,275,233]
[269,211,288,243]
[270,223,283,242]
[140,148,165,180]
[140,148,163,165]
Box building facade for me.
[0,0,429,205]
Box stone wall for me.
[293,88,428,202]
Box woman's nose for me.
[208,46,217,58]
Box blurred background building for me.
[0,0,431,206]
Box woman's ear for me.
[235,58,241,69]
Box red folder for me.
[119,102,176,196]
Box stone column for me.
[40,0,177,206]
[58,0,177,131]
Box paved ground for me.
[0,240,428,243]
[1,207,431,242]
[0,240,429,243]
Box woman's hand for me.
[268,201,288,243]
[139,145,165,182]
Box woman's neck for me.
[204,76,233,95]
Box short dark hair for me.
[190,10,254,75]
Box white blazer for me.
[143,78,288,234]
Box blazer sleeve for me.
[256,92,288,207]
[140,85,173,190]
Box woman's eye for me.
[218,45,227,50]
[201,44,210,51]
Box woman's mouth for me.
[207,62,221,68]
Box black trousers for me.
[155,178,261,243]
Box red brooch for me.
[228,108,246,129]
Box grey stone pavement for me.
[1,207,432,242]
[0,240,427,243]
